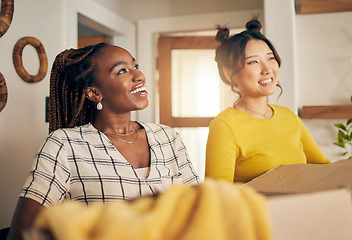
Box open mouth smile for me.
[259,78,273,85]
[130,86,147,95]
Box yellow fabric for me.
[205,105,330,183]
[33,180,272,240]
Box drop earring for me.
[97,102,103,110]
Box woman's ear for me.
[86,87,102,102]
[222,67,233,84]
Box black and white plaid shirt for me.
[20,122,199,206]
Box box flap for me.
[246,159,352,195]
[332,158,352,165]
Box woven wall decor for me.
[0,72,7,112]
[0,0,14,38]
[13,36,48,83]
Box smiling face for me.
[89,45,148,114]
[231,39,279,99]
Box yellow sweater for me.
[32,180,273,240]
[205,105,330,183]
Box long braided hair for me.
[49,42,108,133]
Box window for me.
[158,36,236,180]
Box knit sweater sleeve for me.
[297,116,331,164]
[205,118,238,182]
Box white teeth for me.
[260,78,273,84]
[130,86,146,94]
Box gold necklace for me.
[103,124,137,136]
[102,124,139,144]
[236,104,270,119]
[104,128,139,144]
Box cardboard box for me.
[247,159,352,240]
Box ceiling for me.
[91,0,263,22]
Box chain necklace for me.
[104,128,139,144]
[236,104,270,119]
[103,124,139,144]
[103,124,137,136]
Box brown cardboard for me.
[246,159,352,240]
[267,188,352,240]
[246,159,352,195]
[331,158,352,165]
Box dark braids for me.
[49,42,108,133]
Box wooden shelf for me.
[296,0,352,14]
[301,105,352,119]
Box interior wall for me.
[0,0,66,228]
[296,11,352,107]
[91,0,263,22]
[264,0,297,113]
[296,11,352,161]
[132,0,262,20]
[90,0,135,22]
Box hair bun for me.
[245,19,261,32]
[215,25,230,44]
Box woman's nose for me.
[132,70,145,82]
[261,62,272,75]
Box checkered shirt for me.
[20,122,199,206]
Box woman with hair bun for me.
[8,43,199,240]
[205,19,330,183]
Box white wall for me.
[296,11,352,161]
[132,0,262,20]
[296,12,352,107]
[90,0,135,22]
[264,0,297,113]
[91,0,262,22]
[0,0,66,229]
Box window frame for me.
[158,36,219,127]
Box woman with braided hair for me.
[8,43,199,240]
[205,19,330,183]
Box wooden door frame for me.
[158,36,219,127]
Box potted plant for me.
[334,119,352,159]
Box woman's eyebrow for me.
[109,58,136,72]
[245,52,274,60]
[245,55,257,60]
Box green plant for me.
[334,119,352,159]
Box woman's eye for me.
[248,60,257,65]
[117,68,127,75]
[134,64,139,70]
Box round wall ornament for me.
[0,72,7,112]
[0,0,14,38]
[13,36,48,83]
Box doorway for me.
[78,22,111,48]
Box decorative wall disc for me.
[0,72,7,112]
[13,36,48,83]
[0,0,14,38]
